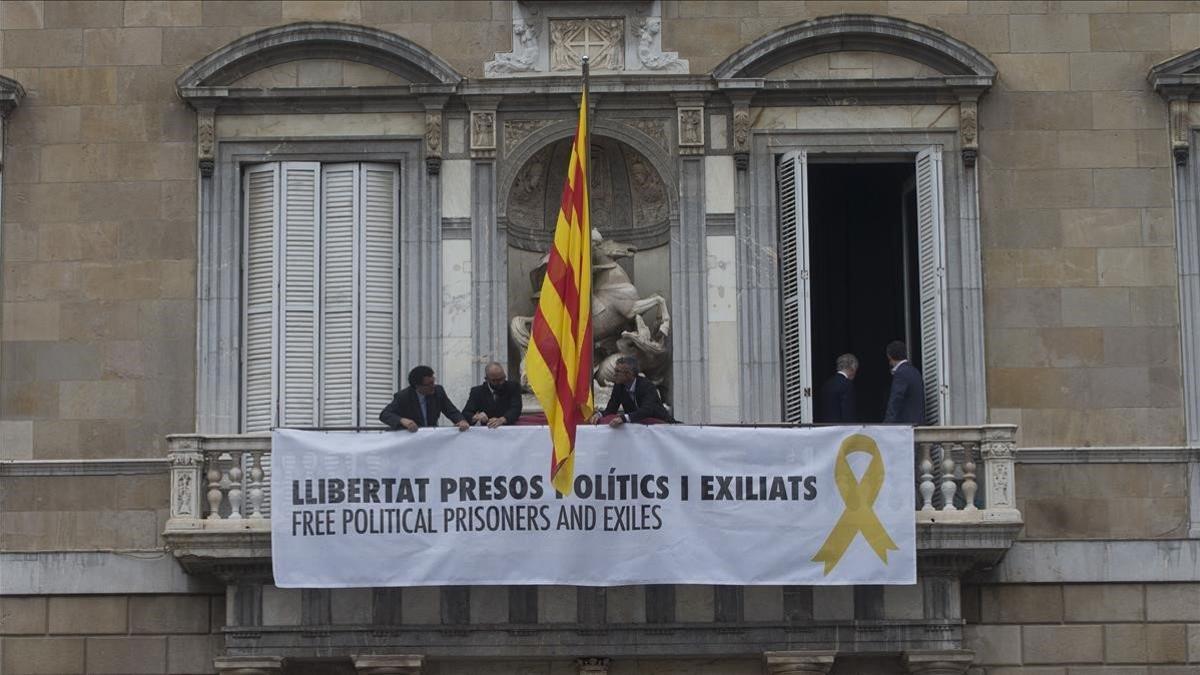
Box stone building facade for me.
[0,1,1199,673]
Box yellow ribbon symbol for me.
[811,433,899,575]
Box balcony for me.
[161,425,1022,662]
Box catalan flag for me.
[527,88,593,497]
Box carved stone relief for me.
[628,152,667,229]
[959,100,978,167]
[485,21,542,76]
[1170,99,1190,166]
[633,18,687,73]
[425,109,443,174]
[618,117,670,152]
[678,106,704,148]
[503,119,555,156]
[471,111,496,150]
[551,18,625,71]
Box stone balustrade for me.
[164,425,1020,532]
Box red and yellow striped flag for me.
[527,91,593,496]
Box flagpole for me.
[581,55,594,405]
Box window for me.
[777,148,948,424]
[242,162,399,431]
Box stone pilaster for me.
[673,95,709,423]
[213,656,283,675]
[763,651,836,674]
[576,657,610,674]
[903,650,974,674]
[354,655,424,674]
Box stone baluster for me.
[353,654,424,674]
[981,424,1020,521]
[918,443,935,511]
[763,651,836,674]
[960,443,978,511]
[206,453,227,520]
[213,656,283,675]
[166,436,204,530]
[938,444,958,511]
[903,650,974,674]
[247,452,266,518]
[576,657,610,674]
[227,458,244,520]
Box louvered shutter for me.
[320,163,359,426]
[279,163,320,426]
[915,147,949,425]
[359,164,400,425]
[243,164,279,432]
[778,150,813,423]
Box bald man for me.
[462,362,523,428]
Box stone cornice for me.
[0,458,169,476]
[1016,446,1200,464]
[0,74,26,119]
[1149,47,1200,100]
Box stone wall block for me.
[536,586,576,624]
[1022,624,1103,664]
[400,586,440,624]
[1009,13,1090,52]
[1,637,85,675]
[1070,52,1159,92]
[0,596,48,634]
[1097,248,1176,287]
[48,595,128,634]
[1058,130,1139,168]
[82,27,162,66]
[129,595,211,634]
[2,29,82,67]
[1063,584,1144,622]
[980,92,1093,131]
[0,1,45,28]
[200,1,282,26]
[1,302,60,341]
[1060,208,1141,248]
[44,0,124,27]
[980,585,1063,623]
[964,624,1021,665]
[676,585,715,623]
[1146,584,1200,621]
[166,634,221,674]
[281,0,362,22]
[991,54,1070,91]
[606,585,646,624]
[985,288,1062,328]
[123,1,203,27]
[86,636,168,674]
[1061,287,1132,328]
[1093,12,1171,51]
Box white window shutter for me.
[359,164,400,425]
[915,147,949,425]
[279,163,321,426]
[243,164,279,432]
[778,150,813,423]
[320,163,360,426]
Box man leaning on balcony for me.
[462,361,523,428]
[590,355,675,427]
[380,365,470,432]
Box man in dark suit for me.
[590,355,673,426]
[819,353,858,423]
[379,365,469,432]
[462,362,523,428]
[883,341,925,425]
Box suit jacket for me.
[884,361,925,425]
[819,372,856,423]
[602,376,673,423]
[462,380,523,424]
[379,385,464,428]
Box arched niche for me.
[500,123,678,403]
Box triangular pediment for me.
[0,74,25,118]
[1150,48,1200,98]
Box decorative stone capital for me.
[353,654,424,674]
[197,108,215,177]
[763,651,836,674]
[958,99,978,168]
[213,656,284,675]
[1170,98,1189,166]
[576,656,611,674]
[903,650,974,674]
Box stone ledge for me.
[0,458,169,476]
[1016,446,1200,464]
[223,619,963,659]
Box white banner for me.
[271,425,916,587]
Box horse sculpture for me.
[510,229,671,396]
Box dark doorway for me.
[809,162,920,423]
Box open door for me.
[778,150,813,423]
[915,147,949,424]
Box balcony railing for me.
[165,425,1020,547]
